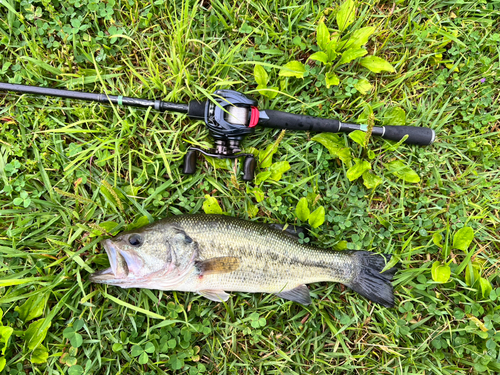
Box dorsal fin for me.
[268,224,309,240]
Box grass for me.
[0,0,499,374]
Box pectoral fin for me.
[276,284,312,305]
[196,256,240,275]
[198,289,230,302]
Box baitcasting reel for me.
[182,90,260,181]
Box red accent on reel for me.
[249,106,259,128]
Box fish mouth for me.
[90,239,130,284]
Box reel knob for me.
[183,150,198,174]
[242,156,256,181]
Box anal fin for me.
[276,284,311,305]
[198,289,230,303]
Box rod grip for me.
[259,110,340,132]
[382,126,435,145]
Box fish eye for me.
[128,234,143,247]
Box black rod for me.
[0,83,189,113]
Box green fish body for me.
[90,214,399,307]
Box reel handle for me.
[182,148,256,181]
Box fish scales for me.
[171,215,355,293]
[91,214,399,307]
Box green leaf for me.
[336,0,356,32]
[308,206,325,228]
[31,345,49,364]
[360,56,395,73]
[204,155,232,170]
[311,133,351,165]
[254,65,268,86]
[70,333,83,348]
[239,22,252,33]
[0,326,13,355]
[25,318,51,350]
[144,342,155,354]
[432,232,443,248]
[169,354,184,370]
[341,26,375,50]
[73,319,84,331]
[326,45,339,62]
[346,159,371,181]
[127,215,150,230]
[139,352,149,364]
[0,357,5,372]
[247,203,259,218]
[465,262,480,287]
[383,107,406,126]
[202,195,223,215]
[13,197,23,205]
[279,61,306,78]
[309,51,329,64]
[357,103,373,124]
[63,327,75,339]
[480,277,492,298]
[362,171,383,189]
[489,288,498,301]
[163,338,175,349]
[112,343,124,352]
[252,187,265,203]
[255,171,271,185]
[259,144,276,169]
[131,345,143,357]
[99,221,120,234]
[335,241,348,250]
[257,84,278,99]
[338,48,367,65]
[452,227,474,251]
[325,72,340,88]
[348,130,366,147]
[431,261,451,283]
[15,293,48,323]
[385,160,420,183]
[269,161,290,181]
[316,21,330,51]
[68,365,83,375]
[354,78,372,95]
[313,132,345,148]
[295,197,310,222]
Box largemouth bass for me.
[90,214,399,307]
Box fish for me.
[90,214,399,307]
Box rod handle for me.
[258,110,340,132]
[381,125,435,146]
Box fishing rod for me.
[0,83,435,180]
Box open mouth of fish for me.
[90,239,132,283]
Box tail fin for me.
[346,251,400,308]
